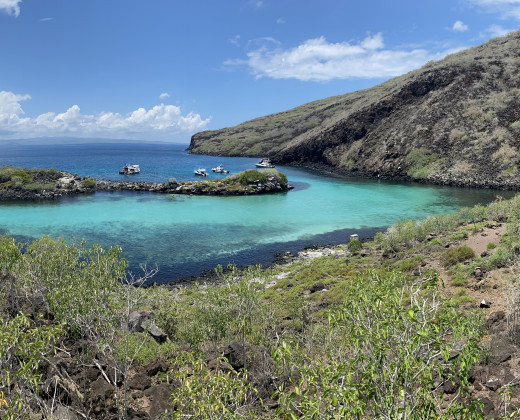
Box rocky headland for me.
[189,30,520,191]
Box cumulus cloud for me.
[469,0,520,19]
[0,0,22,17]
[159,92,170,100]
[0,91,211,141]
[226,34,452,82]
[452,20,469,32]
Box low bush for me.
[442,245,476,267]
[485,248,512,269]
[22,182,56,192]
[273,271,482,419]
[405,147,438,178]
[451,272,469,287]
[81,178,96,188]
[394,255,422,272]
[450,288,474,306]
[237,170,267,186]
[347,239,362,254]
[228,169,288,186]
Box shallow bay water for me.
[0,142,510,282]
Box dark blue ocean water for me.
[0,142,509,283]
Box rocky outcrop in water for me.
[0,170,292,201]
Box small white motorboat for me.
[119,164,140,175]
[255,158,274,168]
[211,164,230,174]
[194,168,208,177]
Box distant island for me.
[0,166,292,201]
[189,30,520,191]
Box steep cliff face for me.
[189,31,520,189]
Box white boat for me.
[119,164,140,175]
[255,158,274,168]
[211,164,230,174]
[194,168,208,177]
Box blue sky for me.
[0,0,518,143]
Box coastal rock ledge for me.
[0,168,293,201]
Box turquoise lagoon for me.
[0,143,510,282]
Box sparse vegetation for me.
[0,166,61,191]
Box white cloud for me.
[0,91,211,141]
[227,34,452,82]
[452,20,469,32]
[469,0,520,19]
[0,91,30,116]
[229,34,241,47]
[0,0,21,17]
[159,92,170,100]
[485,23,515,36]
[40,17,54,22]
[249,1,264,8]
[276,17,286,24]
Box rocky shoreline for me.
[265,160,520,191]
[0,170,293,201]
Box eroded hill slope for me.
[189,31,520,189]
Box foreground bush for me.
[273,271,482,419]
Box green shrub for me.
[0,313,63,419]
[405,147,438,178]
[22,182,56,192]
[394,256,422,272]
[169,352,259,419]
[16,236,127,334]
[347,239,362,254]
[237,169,267,186]
[442,245,476,267]
[450,288,474,306]
[263,168,288,185]
[81,178,96,188]
[114,332,179,366]
[451,272,468,287]
[0,166,64,189]
[487,242,497,250]
[376,219,428,252]
[485,248,512,269]
[273,271,482,419]
[228,169,288,186]
[510,120,520,131]
[10,168,33,183]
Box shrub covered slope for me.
[4,194,520,417]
